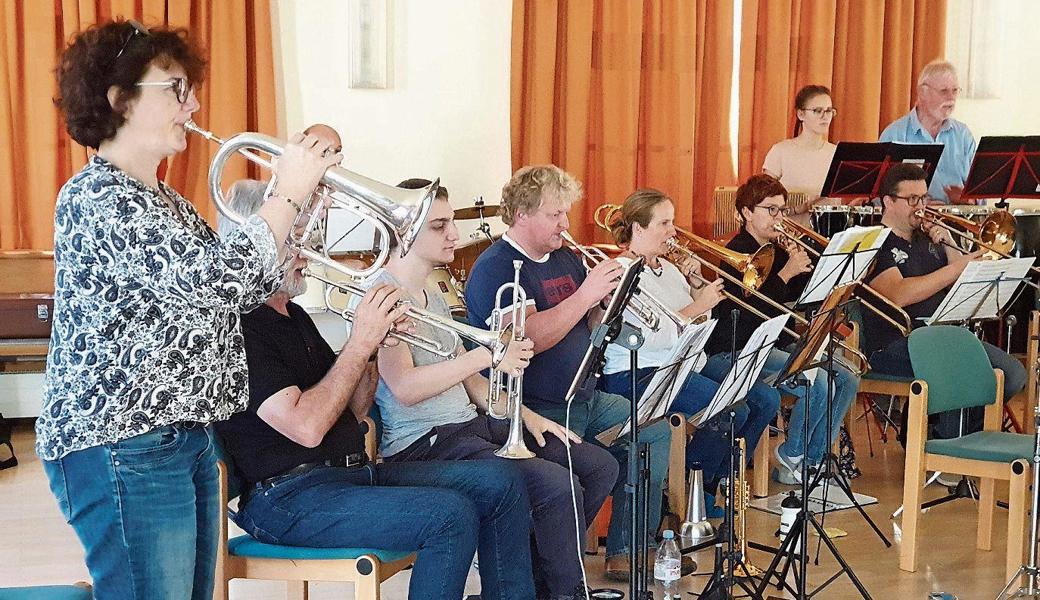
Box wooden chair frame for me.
[213,417,416,600]
[900,369,1031,579]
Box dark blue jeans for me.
[601,368,748,486]
[42,424,219,600]
[387,416,617,596]
[538,391,671,559]
[233,459,534,600]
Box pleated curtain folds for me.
[0,0,277,249]
[511,0,947,241]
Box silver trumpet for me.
[184,120,436,280]
[309,267,511,360]
[487,260,536,459]
[559,231,690,332]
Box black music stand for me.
[820,142,944,202]
[563,258,650,600]
[755,284,875,600]
[962,136,1040,208]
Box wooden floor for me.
[0,409,1026,599]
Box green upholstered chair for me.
[0,584,91,600]
[900,325,1032,579]
[212,418,415,600]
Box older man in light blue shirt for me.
[880,60,977,204]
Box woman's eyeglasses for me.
[753,205,791,217]
[113,20,150,63]
[136,77,193,104]
[802,107,838,117]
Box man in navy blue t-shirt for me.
[465,165,672,580]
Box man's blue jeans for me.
[538,391,671,559]
[777,351,859,465]
[700,352,782,460]
[601,368,748,487]
[42,424,219,600]
[233,459,534,600]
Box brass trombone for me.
[914,207,1028,266]
[665,238,870,375]
[594,204,776,294]
[773,218,914,335]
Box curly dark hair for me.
[735,174,788,225]
[55,19,206,149]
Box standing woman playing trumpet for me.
[700,175,860,484]
[37,19,339,599]
[361,181,618,600]
[600,189,768,511]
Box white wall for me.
[271,0,514,211]
[946,0,1040,137]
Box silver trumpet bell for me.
[680,463,716,542]
[184,120,436,280]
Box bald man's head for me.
[303,123,342,156]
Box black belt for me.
[241,452,368,504]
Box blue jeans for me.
[387,416,617,596]
[234,459,534,600]
[701,352,782,461]
[601,368,748,487]
[763,348,859,465]
[42,424,218,600]
[538,391,671,558]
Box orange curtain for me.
[511,0,735,241]
[0,0,276,250]
[737,0,947,182]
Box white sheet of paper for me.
[617,319,719,437]
[695,314,790,427]
[926,258,1034,324]
[798,226,890,306]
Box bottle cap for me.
[781,491,802,509]
[662,529,674,539]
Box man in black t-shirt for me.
[863,163,1026,439]
[214,181,537,600]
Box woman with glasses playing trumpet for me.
[599,189,781,517]
[36,20,340,598]
[700,174,860,485]
[358,182,619,600]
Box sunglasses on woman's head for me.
[113,20,150,63]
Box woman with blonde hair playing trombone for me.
[599,188,780,530]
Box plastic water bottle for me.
[779,491,802,554]
[654,529,681,599]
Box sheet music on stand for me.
[798,226,890,307]
[925,258,1034,325]
[617,319,718,437]
[693,314,789,427]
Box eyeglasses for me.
[889,193,931,207]
[136,77,193,104]
[802,107,837,117]
[922,83,962,96]
[753,205,791,217]
[113,20,150,63]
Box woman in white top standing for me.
[763,85,839,224]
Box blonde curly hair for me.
[500,165,582,225]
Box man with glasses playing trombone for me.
[861,163,1026,442]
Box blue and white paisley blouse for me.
[36,155,283,460]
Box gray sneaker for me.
[773,445,803,485]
